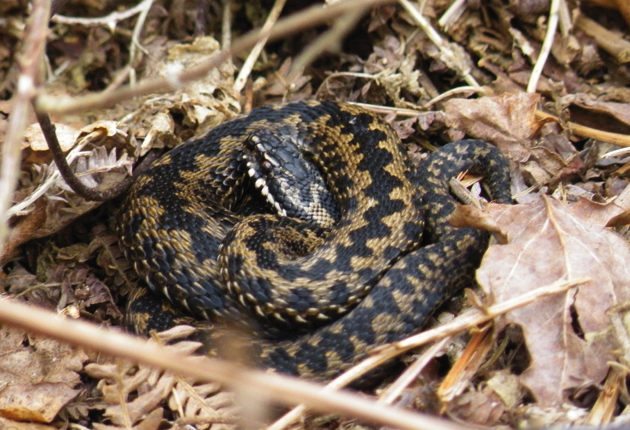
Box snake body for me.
[118,100,511,379]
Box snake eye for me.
[261,160,273,171]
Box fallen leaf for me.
[477,194,630,405]
[0,326,87,422]
[443,92,540,159]
[0,416,55,430]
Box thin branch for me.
[233,0,287,93]
[288,9,364,83]
[535,110,630,147]
[527,0,560,92]
[0,298,469,430]
[0,0,51,245]
[34,110,133,201]
[51,0,153,27]
[127,0,154,87]
[398,0,479,87]
[575,15,630,63]
[221,0,232,50]
[377,337,451,405]
[36,0,392,115]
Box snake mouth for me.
[242,128,340,228]
[243,131,289,217]
[246,159,287,217]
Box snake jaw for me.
[242,130,338,226]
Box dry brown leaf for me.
[0,326,87,423]
[477,195,630,405]
[443,92,540,159]
[445,388,504,426]
[0,416,55,430]
[1,122,133,265]
[23,122,79,151]
[563,95,630,135]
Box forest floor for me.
[2,0,630,429]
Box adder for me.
[118,100,511,380]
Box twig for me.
[527,0,560,92]
[535,110,630,147]
[437,0,466,30]
[37,0,392,115]
[34,110,133,201]
[127,0,154,87]
[233,0,287,93]
[347,101,425,117]
[288,9,364,83]
[0,298,469,430]
[221,0,232,50]
[398,0,479,87]
[266,277,588,430]
[575,15,630,63]
[423,85,487,108]
[51,0,153,27]
[377,337,451,405]
[0,0,51,252]
[395,277,587,351]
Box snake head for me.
[243,128,339,229]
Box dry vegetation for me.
[2,0,630,429]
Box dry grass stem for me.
[288,9,364,84]
[536,110,630,147]
[51,0,151,26]
[527,0,561,92]
[394,276,589,351]
[127,0,155,86]
[347,101,426,117]
[378,337,451,405]
[0,0,51,253]
[233,0,287,93]
[221,0,232,49]
[585,364,625,425]
[437,0,466,30]
[0,298,470,430]
[575,15,630,62]
[423,86,486,108]
[398,0,479,87]
[437,326,493,404]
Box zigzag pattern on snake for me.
[117,100,511,380]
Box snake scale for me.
[118,100,511,380]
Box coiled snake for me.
[118,100,511,380]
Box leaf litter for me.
[3,0,630,429]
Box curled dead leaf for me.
[477,195,630,405]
